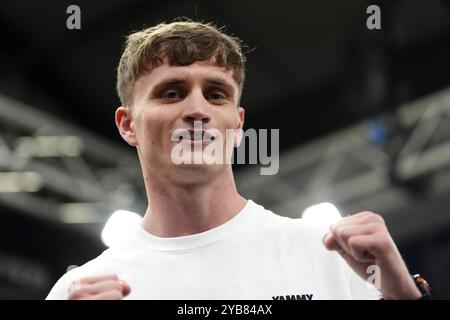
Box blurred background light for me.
[58,203,107,224]
[302,202,342,227]
[15,135,84,158]
[0,172,43,193]
[101,210,142,248]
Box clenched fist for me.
[68,274,131,300]
[322,211,421,300]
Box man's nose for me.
[181,91,211,126]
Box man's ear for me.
[115,106,138,146]
[234,106,245,148]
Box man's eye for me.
[208,93,225,101]
[163,91,181,100]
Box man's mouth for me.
[174,129,216,142]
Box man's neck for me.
[140,168,247,238]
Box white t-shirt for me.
[46,200,381,300]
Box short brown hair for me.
[116,19,246,105]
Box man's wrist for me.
[381,274,431,300]
[412,274,432,300]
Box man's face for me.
[116,59,245,183]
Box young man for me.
[46,20,424,300]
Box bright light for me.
[302,202,342,227]
[101,210,142,248]
[15,135,83,158]
[0,171,43,192]
[59,203,105,223]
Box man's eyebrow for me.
[204,76,236,92]
[149,76,236,94]
[151,78,187,92]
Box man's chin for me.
[168,162,226,185]
[173,161,220,171]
